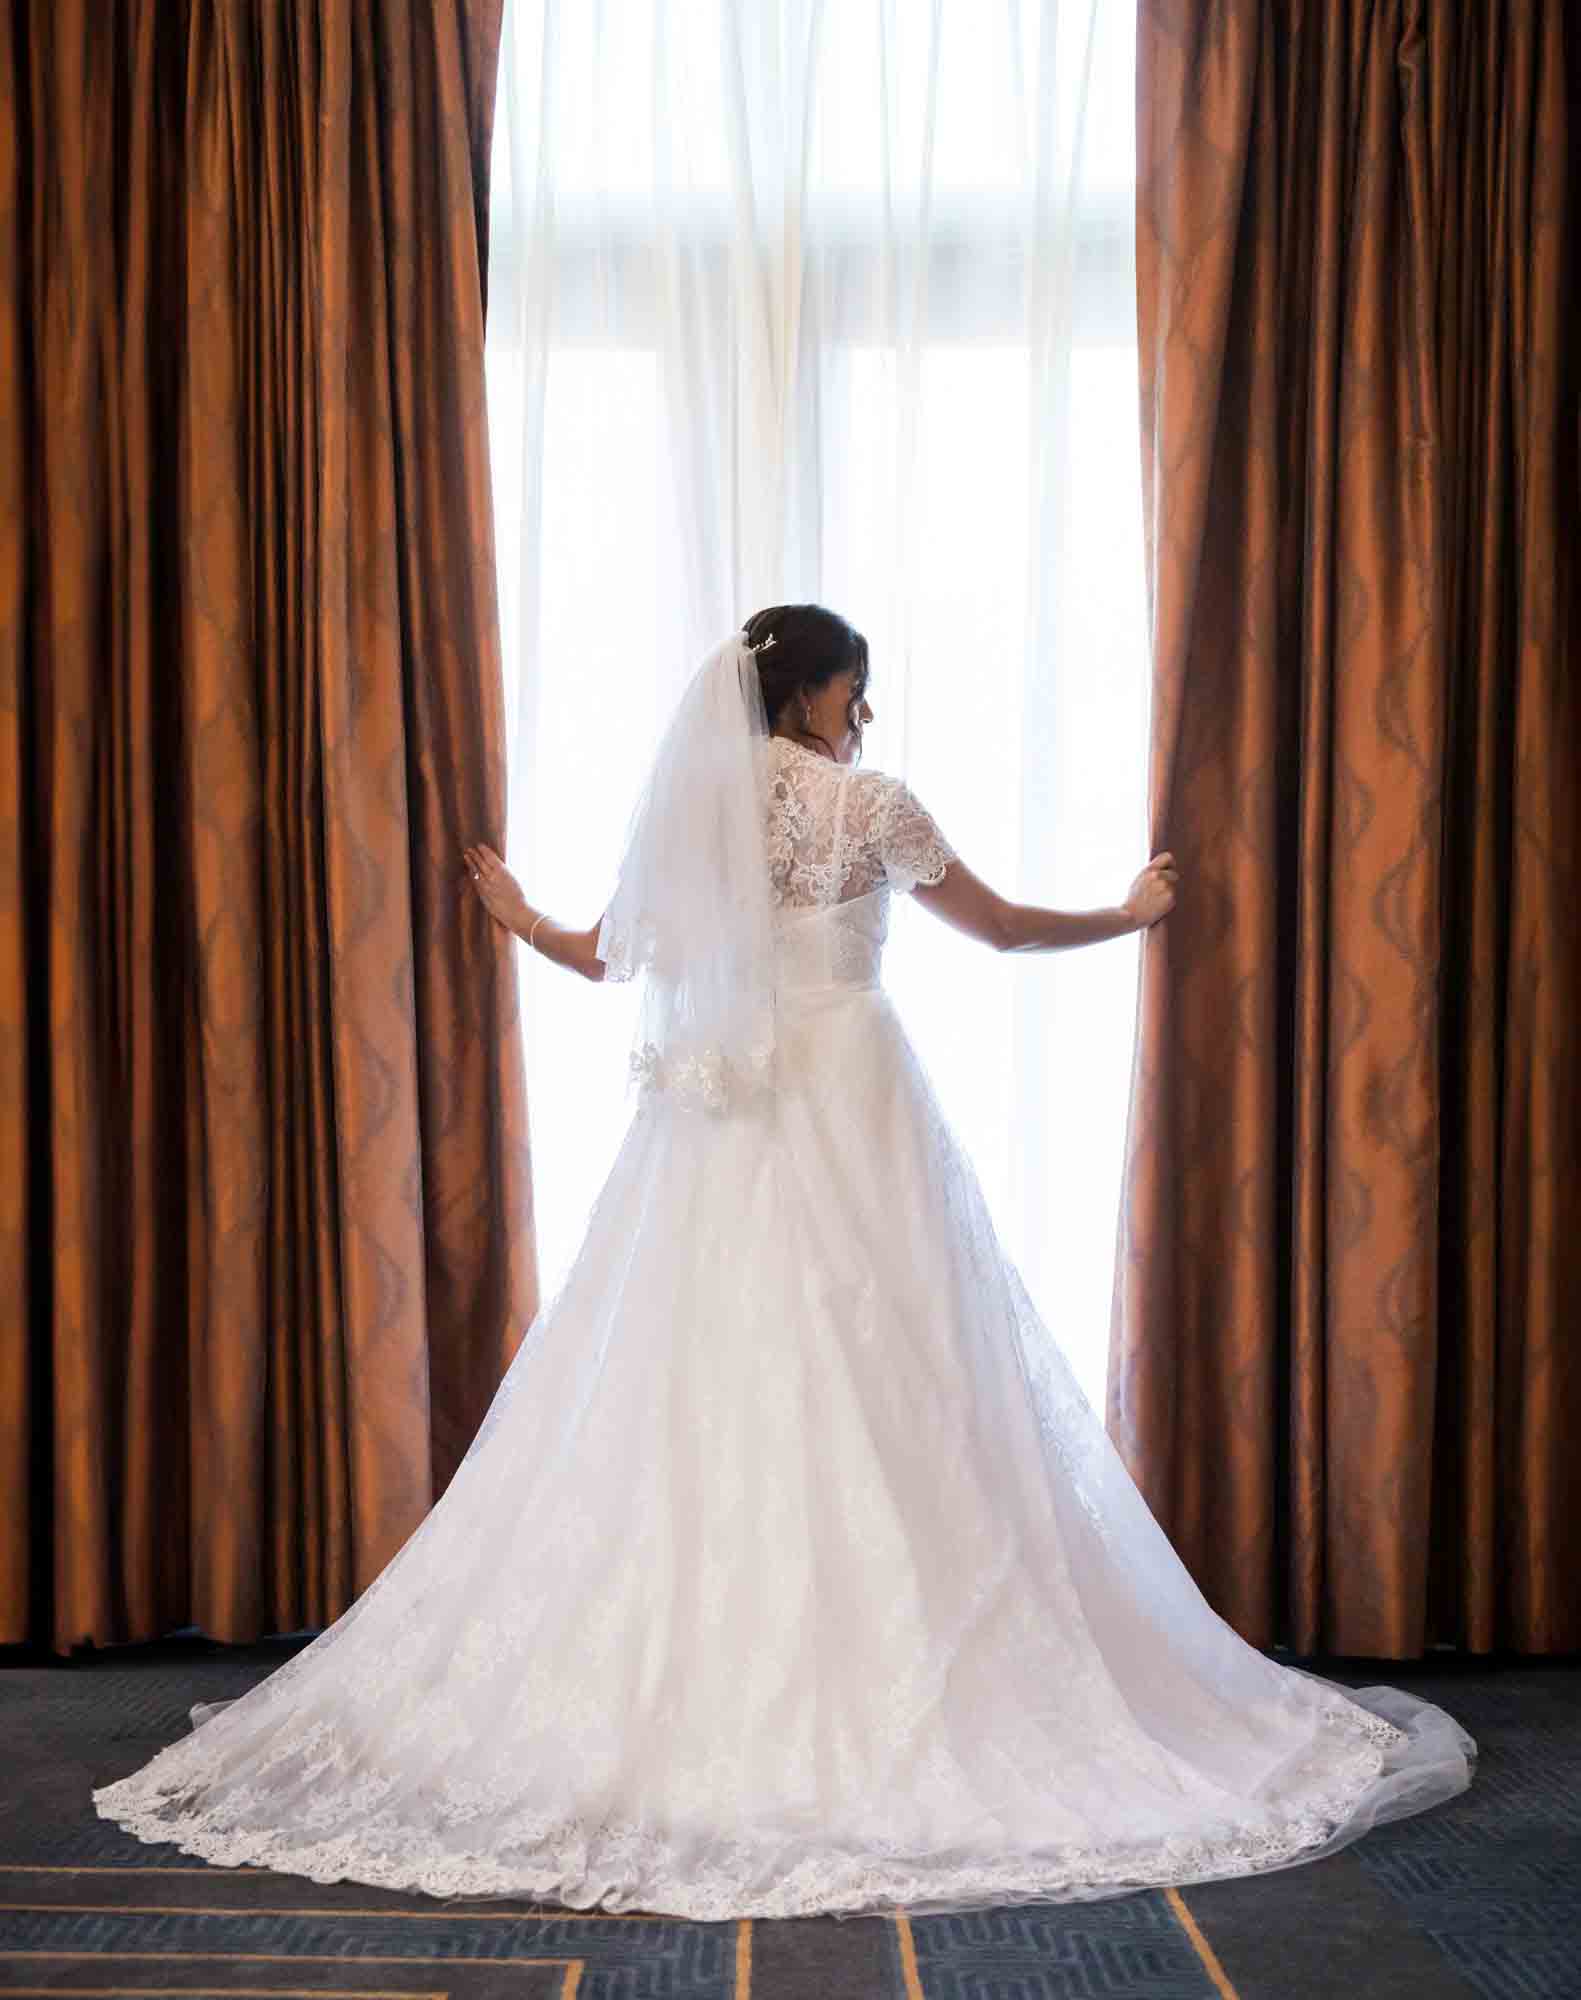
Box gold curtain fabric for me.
[1110,0,1579,1657]
[0,0,537,1655]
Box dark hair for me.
[742,603,869,757]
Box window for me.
[487,0,1146,1412]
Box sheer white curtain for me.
[485,0,1146,1413]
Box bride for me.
[94,604,1475,1920]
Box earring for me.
[800,700,812,729]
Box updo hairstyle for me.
[743,604,869,755]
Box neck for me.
[771,726,836,760]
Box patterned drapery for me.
[1110,0,1578,1657]
[0,1,537,1654]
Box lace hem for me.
[595,911,642,982]
[93,1703,1407,1922]
[887,846,953,893]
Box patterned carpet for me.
[0,1639,1574,1999]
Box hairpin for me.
[747,632,777,655]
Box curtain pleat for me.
[1,0,536,1655]
[1112,0,1578,1658]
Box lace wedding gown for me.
[94,733,1475,1919]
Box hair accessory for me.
[746,631,777,655]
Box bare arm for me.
[462,843,607,982]
[516,913,608,982]
[912,850,1177,952]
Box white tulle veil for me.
[595,629,777,1109]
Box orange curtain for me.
[1110,0,1579,1659]
[0,0,538,1655]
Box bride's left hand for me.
[463,843,533,938]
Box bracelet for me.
[527,912,549,954]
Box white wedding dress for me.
[94,731,1475,1920]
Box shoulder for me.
[764,741,917,818]
[765,736,863,797]
[859,770,956,887]
[765,735,835,778]
[847,765,919,817]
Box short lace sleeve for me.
[875,778,956,894]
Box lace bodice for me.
[763,736,956,909]
[598,735,958,1109]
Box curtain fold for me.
[1111,0,1578,1657]
[0,0,536,1656]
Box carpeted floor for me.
[0,1638,1575,1999]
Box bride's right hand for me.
[464,842,533,938]
[1124,852,1178,929]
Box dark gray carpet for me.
[0,1638,1573,1999]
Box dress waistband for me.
[773,893,887,993]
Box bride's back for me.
[764,735,954,914]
